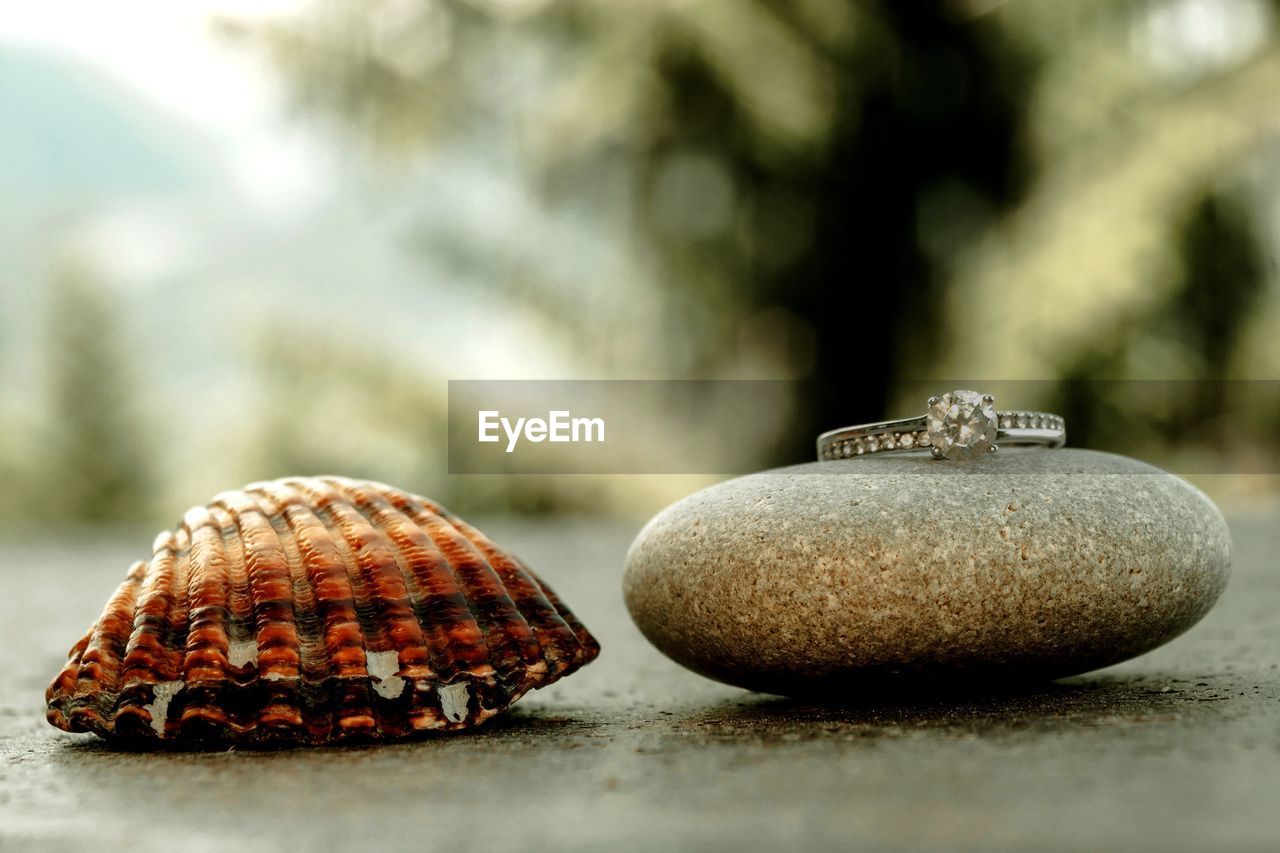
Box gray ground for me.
[2,504,1278,852]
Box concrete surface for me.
[2,504,1279,852]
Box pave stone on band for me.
[817,389,1066,462]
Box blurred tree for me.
[954,0,1280,468]
[1055,187,1270,452]
[1174,192,1267,385]
[229,0,1036,463]
[229,0,1279,482]
[635,2,1034,457]
[937,0,1280,385]
[40,256,153,524]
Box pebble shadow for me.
[657,671,1247,741]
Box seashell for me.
[46,477,599,746]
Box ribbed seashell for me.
[46,477,599,746]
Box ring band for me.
[817,389,1065,462]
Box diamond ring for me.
[817,389,1066,462]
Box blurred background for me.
[1,0,1278,530]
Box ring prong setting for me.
[925,389,1000,461]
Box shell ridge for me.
[260,480,377,739]
[397,491,600,683]
[325,478,505,730]
[208,504,257,667]
[440,513,588,675]
[216,495,297,676]
[248,486,335,743]
[217,491,308,741]
[380,489,546,689]
[152,532,192,691]
[401,489,558,660]
[395,497,531,671]
[116,549,175,687]
[45,633,89,731]
[287,478,441,736]
[319,478,451,672]
[71,563,147,731]
[283,479,390,662]
[284,479,409,662]
[515,564,601,668]
[294,479,431,668]
[76,560,145,696]
[48,563,144,733]
[328,478,475,732]
[112,533,191,739]
[117,528,195,739]
[206,505,262,738]
[162,528,194,731]
[176,509,239,737]
[321,478,491,680]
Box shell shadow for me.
[52,707,595,757]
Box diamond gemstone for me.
[926,390,999,461]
